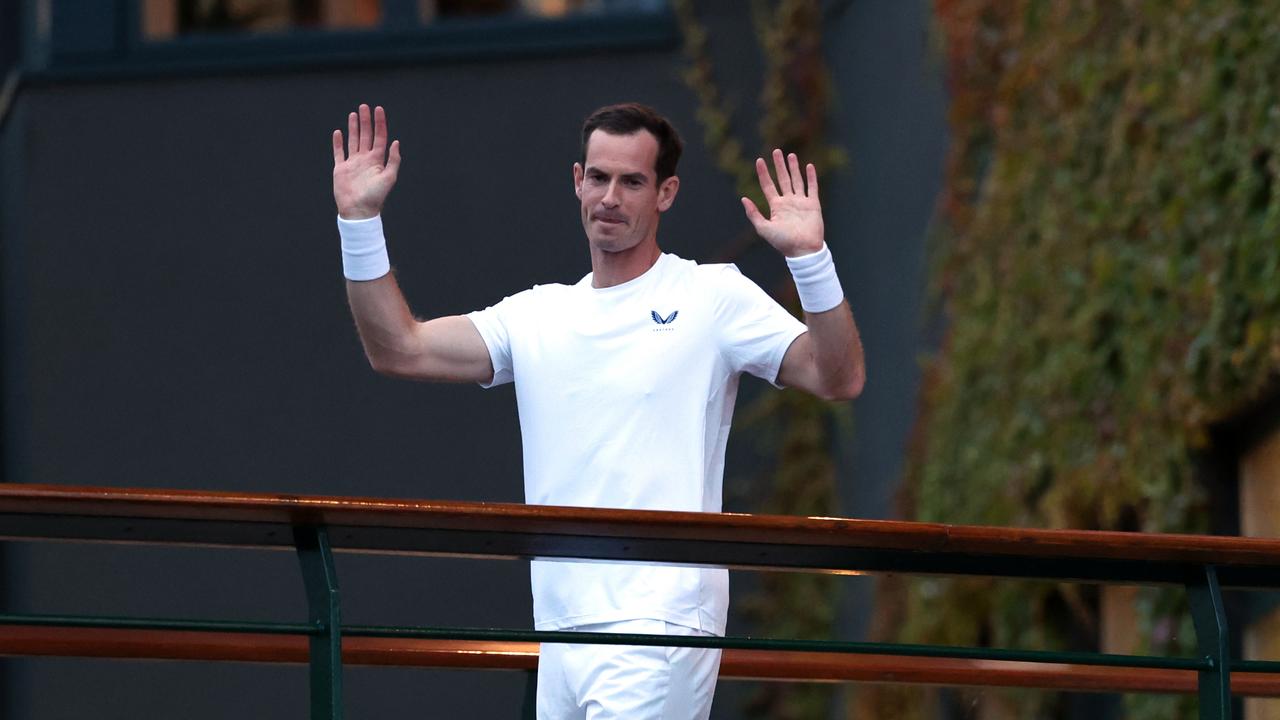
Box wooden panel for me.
[1100,585,1139,656]
[1242,428,1280,539]
[1242,426,1280,719]
[141,0,177,39]
[1247,608,1280,719]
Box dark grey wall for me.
[0,2,947,717]
[1,13,17,78]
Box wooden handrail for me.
[3,484,1280,586]
[2,625,1279,696]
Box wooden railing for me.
[7,624,1280,696]
[3,484,1280,719]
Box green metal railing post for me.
[1188,565,1231,720]
[522,670,538,720]
[296,526,343,720]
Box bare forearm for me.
[802,300,865,400]
[346,274,423,373]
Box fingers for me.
[347,111,358,157]
[763,149,809,195]
[755,157,780,200]
[372,105,388,155]
[771,149,792,195]
[758,149,818,197]
[340,104,393,164]
[359,104,373,152]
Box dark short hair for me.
[580,103,683,182]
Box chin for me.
[588,234,636,254]
[590,241,626,255]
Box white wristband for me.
[785,243,844,313]
[337,214,391,281]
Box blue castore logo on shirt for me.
[650,310,679,325]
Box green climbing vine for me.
[674,1,848,718]
[866,1,1280,717]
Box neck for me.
[589,239,662,288]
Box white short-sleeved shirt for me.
[467,252,806,634]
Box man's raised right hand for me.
[332,104,401,220]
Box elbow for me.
[820,369,865,402]
[362,332,422,379]
[366,350,409,379]
[366,353,396,377]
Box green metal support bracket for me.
[296,526,343,720]
[1188,565,1231,720]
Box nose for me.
[601,179,621,208]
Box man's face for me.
[573,129,679,255]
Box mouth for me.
[593,214,627,226]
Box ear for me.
[657,175,680,212]
[573,162,584,200]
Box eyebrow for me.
[586,167,650,185]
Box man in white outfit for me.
[332,102,864,719]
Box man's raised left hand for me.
[741,149,825,258]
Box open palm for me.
[741,149,825,258]
[332,104,401,220]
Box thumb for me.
[741,197,768,231]
[385,140,402,178]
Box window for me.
[140,0,667,39]
[21,0,673,76]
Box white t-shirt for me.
[467,252,806,635]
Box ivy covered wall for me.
[870,1,1280,717]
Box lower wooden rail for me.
[4,624,1280,697]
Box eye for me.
[624,178,643,187]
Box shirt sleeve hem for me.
[465,311,509,389]
[767,326,809,389]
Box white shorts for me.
[536,619,722,720]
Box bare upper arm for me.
[376,314,495,384]
[775,331,819,394]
